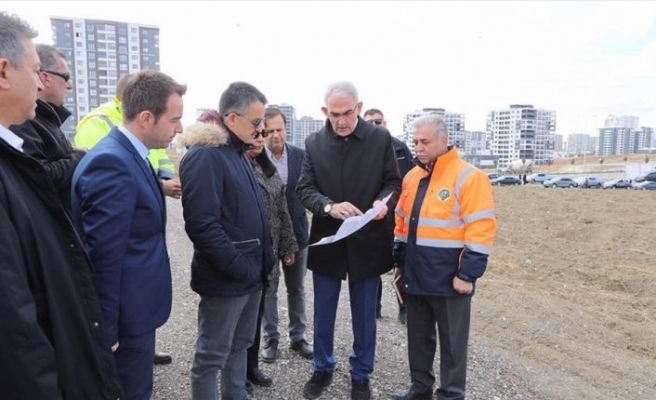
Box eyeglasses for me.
[227,113,269,138]
[367,119,384,125]
[41,70,71,83]
[327,105,358,120]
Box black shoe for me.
[303,371,333,399]
[247,368,273,387]
[290,339,313,359]
[260,338,279,363]
[398,310,407,325]
[351,379,371,400]
[153,351,172,365]
[389,386,432,400]
[245,379,253,395]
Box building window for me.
[131,46,138,51]
[131,64,138,69]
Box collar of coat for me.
[35,99,71,127]
[413,145,456,173]
[177,116,255,154]
[324,116,367,140]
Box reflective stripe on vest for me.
[97,115,116,129]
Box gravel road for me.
[153,198,539,400]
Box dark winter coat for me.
[296,117,402,281]
[282,143,310,249]
[0,137,122,399]
[179,120,276,297]
[251,151,299,279]
[9,99,85,209]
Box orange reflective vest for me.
[394,147,497,296]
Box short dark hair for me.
[115,73,135,101]
[219,82,267,116]
[363,108,384,118]
[0,12,38,68]
[122,70,187,123]
[264,107,286,125]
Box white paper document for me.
[310,193,393,247]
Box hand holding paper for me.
[311,193,393,246]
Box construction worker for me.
[391,115,497,400]
[75,73,181,199]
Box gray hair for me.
[324,81,359,104]
[0,12,38,68]
[412,115,448,139]
[219,82,267,116]
[36,44,65,70]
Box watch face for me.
[324,204,331,213]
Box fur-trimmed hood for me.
[175,120,229,150]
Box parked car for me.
[633,171,656,183]
[491,176,522,186]
[574,176,604,188]
[602,179,632,189]
[543,177,577,188]
[632,181,656,191]
[527,173,552,184]
[487,173,501,180]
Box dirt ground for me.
[477,185,656,399]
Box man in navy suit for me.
[259,106,313,364]
[72,70,186,400]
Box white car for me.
[527,173,552,183]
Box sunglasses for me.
[41,70,71,83]
[227,113,269,138]
[367,119,384,125]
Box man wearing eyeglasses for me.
[363,108,414,326]
[178,82,276,400]
[9,44,85,209]
[297,81,401,400]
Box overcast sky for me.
[5,1,656,138]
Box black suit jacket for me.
[284,144,309,249]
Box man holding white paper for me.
[296,81,401,400]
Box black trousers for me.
[406,294,471,400]
[247,287,267,371]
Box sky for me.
[4,1,656,139]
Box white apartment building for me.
[605,115,639,130]
[294,116,324,149]
[52,17,160,140]
[487,104,556,168]
[402,108,465,153]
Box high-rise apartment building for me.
[464,131,487,155]
[604,115,639,130]
[487,104,556,168]
[294,116,324,149]
[402,108,465,153]
[567,133,594,154]
[51,17,160,139]
[597,127,632,156]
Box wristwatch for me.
[323,202,333,216]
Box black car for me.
[491,176,522,186]
[634,171,656,183]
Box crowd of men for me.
[0,11,497,400]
